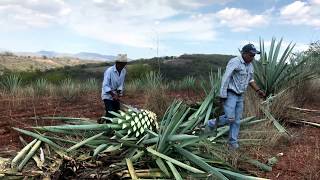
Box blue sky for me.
[0,0,319,59]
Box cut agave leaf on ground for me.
[243,158,272,172]
[295,120,320,128]
[146,147,204,174]
[13,128,64,150]
[18,140,42,171]
[93,144,108,158]
[67,133,104,152]
[126,158,138,179]
[155,158,171,177]
[175,146,228,180]
[176,146,269,180]
[166,161,183,180]
[11,139,37,168]
[261,106,288,134]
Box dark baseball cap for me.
[241,44,260,54]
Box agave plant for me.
[81,78,99,92]
[253,37,317,96]
[178,76,196,90]
[33,78,49,96]
[143,71,165,90]
[58,78,81,101]
[0,74,22,94]
[126,79,143,92]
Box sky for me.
[0,0,319,59]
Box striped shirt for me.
[219,56,254,98]
[101,65,126,100]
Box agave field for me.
[0,38,319,179]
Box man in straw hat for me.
[99,54,128,123]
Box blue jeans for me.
[217,91,244,148]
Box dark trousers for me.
[103,99,120,118]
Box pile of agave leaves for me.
[0,86,288,180]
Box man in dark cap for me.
[206,44,266,149]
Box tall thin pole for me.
[156,34,160,72]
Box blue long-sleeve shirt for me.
[219,56,254,98]
[101,65,126,100]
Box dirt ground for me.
[0,92,319,179]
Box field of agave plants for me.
[0,38,319,179]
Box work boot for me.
[204,118,217,136]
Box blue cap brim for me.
[250,50,261,54]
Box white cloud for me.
[280,1,320,28]
[65,0,218,48]
[215,7,269,32]
[0,0,70,29]
[0,0,219,48]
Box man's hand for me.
[110,91,120,101]
[219,97,226,108]
[256,89,266,99]
[117,90,123,97]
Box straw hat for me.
[115,54,128,63]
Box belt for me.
[227,89,242,96]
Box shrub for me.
[0,74,22,95]
[81,78,99,93]
[33,78,49,96]
[57,78,81,102]
[126,79,143,93]
[254,38,317,96]
[178,76,196,90]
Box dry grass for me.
[293,79,320,106]
[0,54,100,72]
[143,86,172,119]
[243,89,263,117]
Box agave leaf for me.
[146,147,204,174]
[260,106,287,134]
[33,124,120,132]
[176,146,269,180]
[126,158,138,179]
[156,158,171,177]
[243,158,272,172]
[13,128,64,150]
[67,133,104,152]
[175,146,227,180]
[43,135,97,149]
[166,161,183,180]
[11,139,37,168]
[93,144,108,158]
[18,140,42,171]
[144,134,199,144]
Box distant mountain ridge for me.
[14,50,116,61]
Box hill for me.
[0,53,233,83]
[0,52,102,72]
[15,51,116,61]
[134,54,233,80]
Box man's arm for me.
[249,81,266,98]
[219,59,237,98]
[102,70,112,93]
